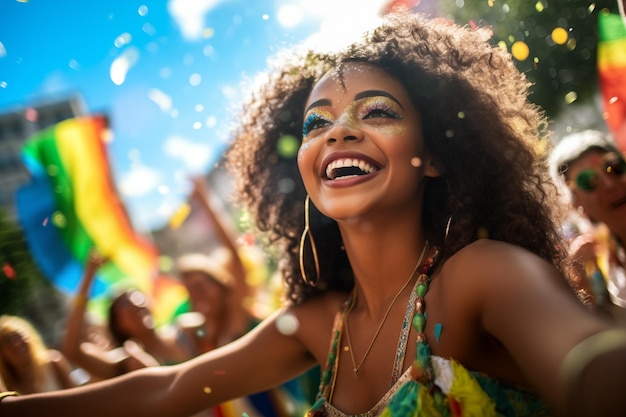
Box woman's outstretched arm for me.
[1,308,316,417]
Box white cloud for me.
[276,4,303,28]
[163,135,213,174]
[297,0,388,20]
[275,0,388,52]
[127,194,183,232]
[119,163,162,197]
[167,0,224,41]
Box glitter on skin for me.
[411,157,422,168]
[301,96,408,144]
[203,387,212,394]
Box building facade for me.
[0,96,86,219]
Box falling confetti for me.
[275,312,299,335]
[511,41,530,61]
[2,263,16,280]
[564,91,578,104]
[535,1,545,12]
[277,134,299,158]
[52,211,67,228]
[551,27,568,45]
[24,107,38,122]
[434,323,442,343]
[169,202,191,229]
[110,46,140,86]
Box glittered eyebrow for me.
[305,99,331,114]
[354,90,404,110]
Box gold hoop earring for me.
[299,195,320,287]
[444,215,453,246]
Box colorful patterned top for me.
[307,250,554,417]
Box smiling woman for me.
[3,10,626,417]
[0,316,77,394]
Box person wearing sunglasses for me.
[550,129,626,320]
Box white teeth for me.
[325,158,377,180]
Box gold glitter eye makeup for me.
[358,97,403,121]
[301,94,405,142]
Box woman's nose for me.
[324,124,364,144]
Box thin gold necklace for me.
[343,242,429,376]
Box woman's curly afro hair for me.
[225,11,567,305]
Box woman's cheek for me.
[297,135,320,162]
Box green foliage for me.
[0,209,55,316]
[442,0,620,118]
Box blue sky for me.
[0,0,434,232]
[2,1,617,234]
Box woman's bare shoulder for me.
[442,239,560,285]
[287,291,351,362]
[435,239,573,320]
[289,291,351,332]
[292,291,349,313]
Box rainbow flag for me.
[598,11,626,151]
[15,115,187,325]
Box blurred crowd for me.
[2,130,626,416]
[1,177,318,417]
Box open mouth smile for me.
[325,157,379,180]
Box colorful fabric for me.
[15,115,188,325]
[598,12,626,152]
[308,294,552,417]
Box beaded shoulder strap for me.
[312,294,352,407]
[410,249,439,388]
[390,280,420,383]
